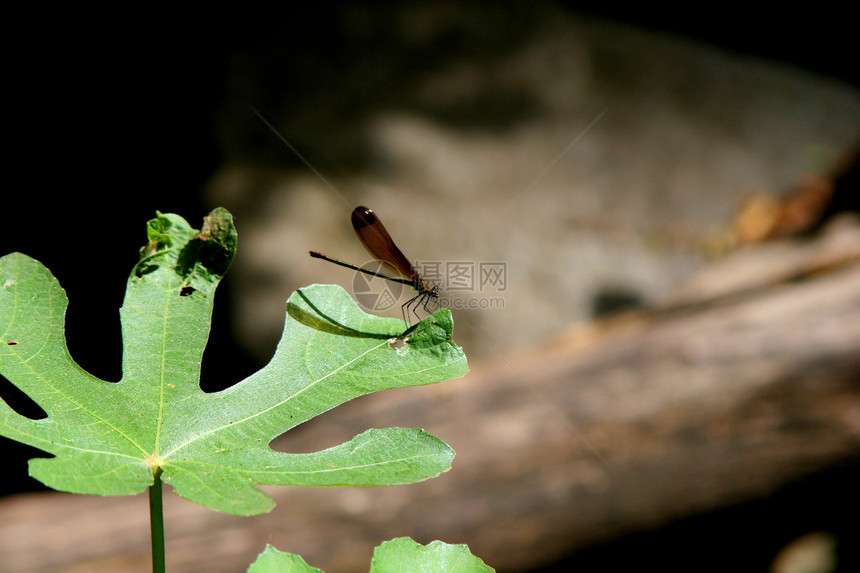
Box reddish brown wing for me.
[351,206,419,281]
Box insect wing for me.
[351,206,419,281]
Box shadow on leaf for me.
[287,289,393,340]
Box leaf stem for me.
[149,467,166,573]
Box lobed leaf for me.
[246,538,495,573]
[247,546,323,573]
[0,208,468,515]
[370,537,495,573]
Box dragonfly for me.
[310,206,439,323]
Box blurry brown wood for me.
[1,218,859,573]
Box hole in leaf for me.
[63,278,123,383]
[0,438,51,495]
[179,285,195,296]
[0,372,47,419]
[268,416,363,454]
[199,274,263,393]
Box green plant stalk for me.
[149,467,165,573]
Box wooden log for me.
[2,219,859,573]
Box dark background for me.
[2,3,857,571]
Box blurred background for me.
[2,2,859,572]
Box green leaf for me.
[247,545,323,573]
[370,538,495,573]
[246,539,495,573]
[0,208,468,515]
